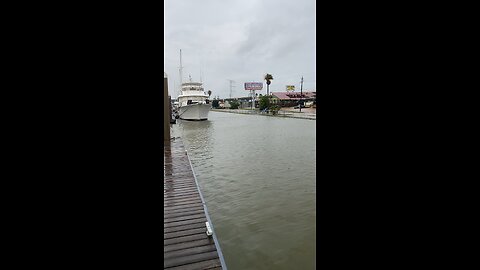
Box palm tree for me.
[264,74,273,96]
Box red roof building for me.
[271,91,316,107]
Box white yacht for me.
[177,78,211,121]
[176,49,211,121]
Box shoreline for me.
[211,108,316,120]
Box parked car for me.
[294,104,306,109]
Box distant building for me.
[271,92,316,107]
[224,97,258,109]
[221,100,231,109]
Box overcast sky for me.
[164,0,316,99]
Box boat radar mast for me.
[178,49,184,96]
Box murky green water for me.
[171,111,316,270]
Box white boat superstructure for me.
[177,81,211,120]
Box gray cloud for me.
[164,0,316,98]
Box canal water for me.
[170,111,316,270]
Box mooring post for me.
[164,72,170,142]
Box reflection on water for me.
[171,112,316,270]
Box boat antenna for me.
[178,49,184,88]
[178,49,183,95]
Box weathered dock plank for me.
[164,209,206,220]
[164,245,217,260]
[165,239,215,253]
[164,222,207,234]
[165,258,222,270]
[164,190,200,196]
[164,202,204,212]
[164,206,205,215]
[164,227,206,239]
[164,251,219,268]
[164,217,207,228]
[164,139,226,269]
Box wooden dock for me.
[164,139,226,270]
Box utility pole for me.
[300,76,304,112]
[228,79,235,99]
[251,90,255,110]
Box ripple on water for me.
[170,112,316,270]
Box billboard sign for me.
[286,85,295,91]
[244,82,263,91]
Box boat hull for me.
[178,103,210,121]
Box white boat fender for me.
[205,222,213,237]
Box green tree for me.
[259,95,270,110]
[229,100,240,109]
[264,74,273,95]
[212,99,220,108]
[270,105,280,115]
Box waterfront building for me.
[271,91,316,107]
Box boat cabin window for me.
[187,100,193,105]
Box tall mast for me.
[179,49,184,87]
[178,49,183,95]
